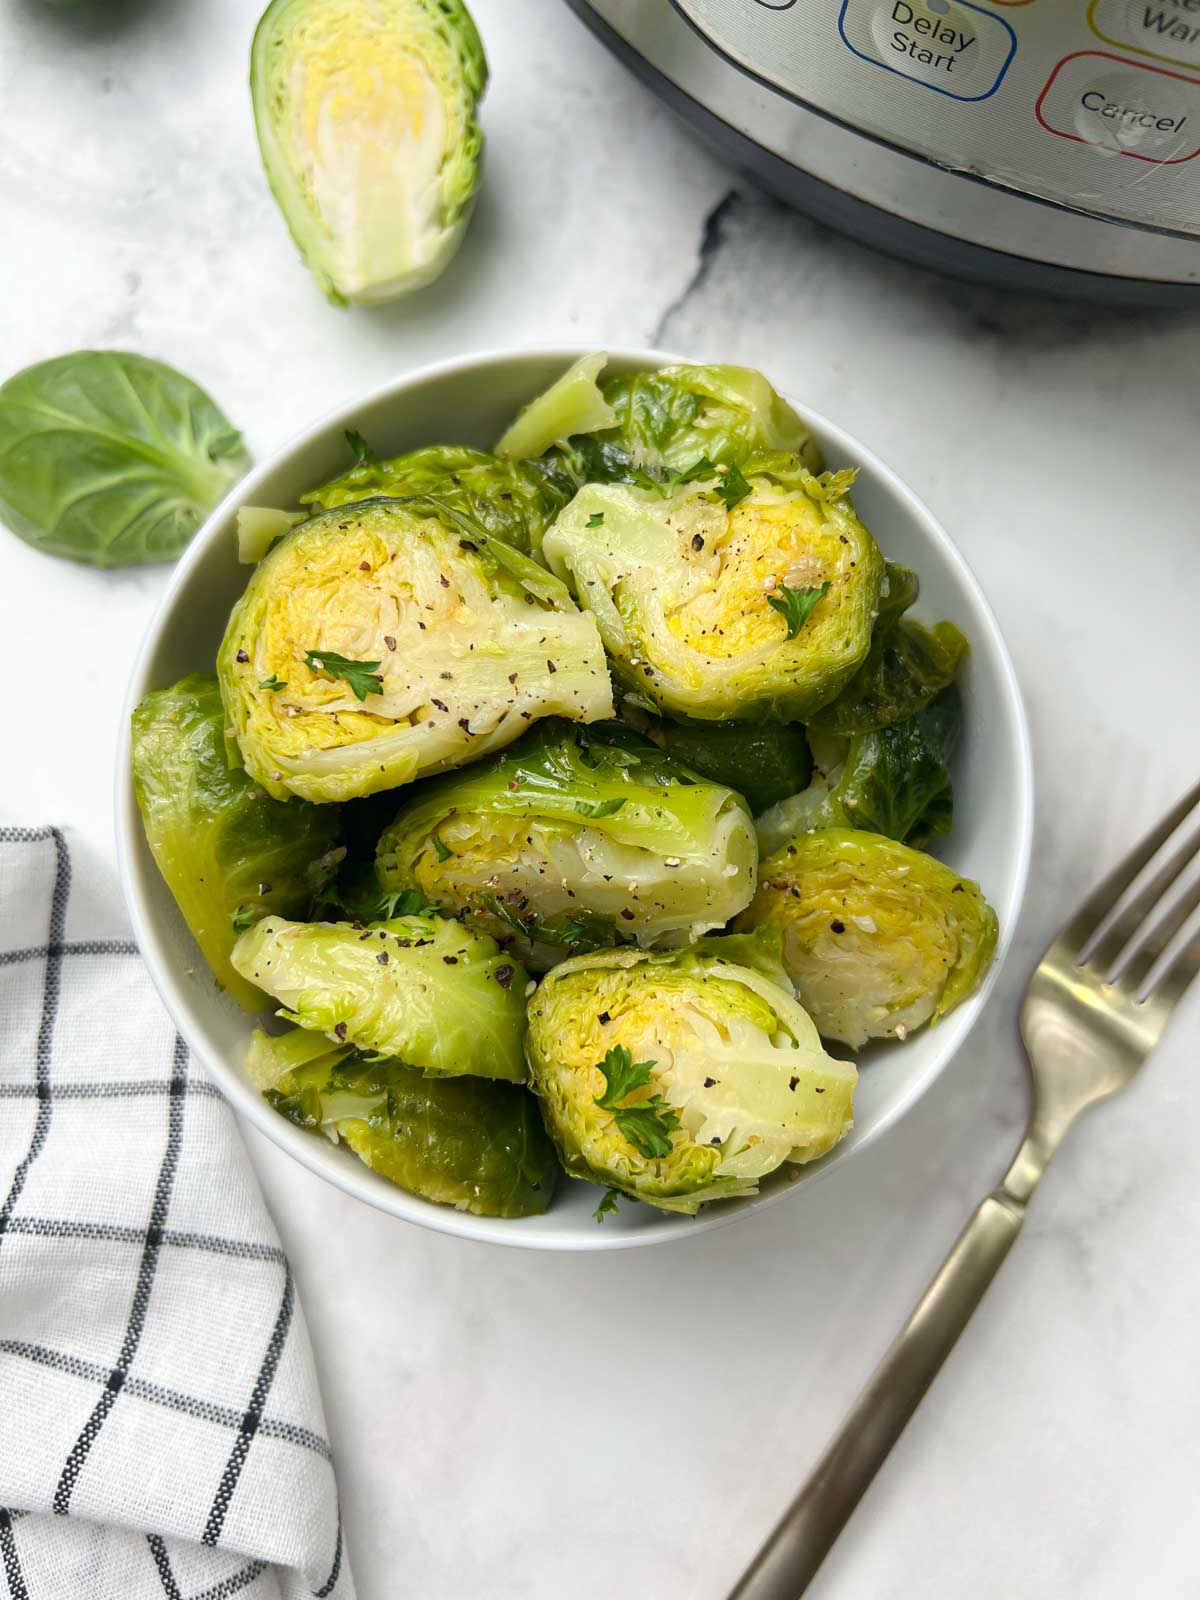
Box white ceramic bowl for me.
[117,347,1032,1251]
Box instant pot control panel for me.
[673,0,1200,236]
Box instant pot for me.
[568,0,1200,302]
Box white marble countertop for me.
[3,1,1200,1595]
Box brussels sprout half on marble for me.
[300,441,575,560]
[525,931,855,1214]
[737,828,997,1049]
[130,675,344,1012]
[374,720,757,969]
[496,354,822,480]
[231,912,528,1081]
[248,1027,557,1216]
[541,455,884,724]
[251,0,487,304]
[218,496,612,803]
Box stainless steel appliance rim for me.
[568,0,1200,304]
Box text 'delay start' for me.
[838,0,1017,101]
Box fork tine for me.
[1154,918,1200,1011]
[1119,871,1200,994]
[1058,779,1200,966]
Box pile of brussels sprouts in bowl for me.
[121,350,1031,1247]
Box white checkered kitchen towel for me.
[0,827,354,1600]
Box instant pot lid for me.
[567,0,1200,303]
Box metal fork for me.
[728,781,1200,1600]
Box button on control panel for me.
[1089,0,1200,70]
[1037,50,1200,162]
[673,0,1200,233]
[838,0,1017,99]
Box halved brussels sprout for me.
[737,828,997,1048]
[525,932,856,1213]
[622,706,812,816]
[808,563,968,738]
[248,1027,556,1216]
[130,675,343,1012]
[251,0,487,304]
[375,720,757,968]
[299,441,575,559]
[231,912,528,1081]
[756,686,962,855]
[541,457,884,723]
[218,497,612,803]
[497,355,822,481]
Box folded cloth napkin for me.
[0,826,354,1600]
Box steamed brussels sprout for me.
[542,457,884,723]
[525,933,856,1213]
[756,687,962,855]
[248,1027,556,1216]
[130,676,344,1012]
[218,497,612,803]
[299,441,575,559]
[375,720,757,968]
[737,828,997,1048]
[0,352,248,567]
[232,912,528,1080]
[497,355,822,481]
[808,564,968,738]
[623,708,812,816]
[251,0,487,304]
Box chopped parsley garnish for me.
[767,580,831,640]
[230,904,258,933]
[259,674,287,692]
[432,835,453,863]
[586,512,605,528]
[593,1189,621,1223]
[304,649,384,701]
[713,461,752,511]
[593,1045,680,1161]
[574,797,627,819]
[344,427,378,467]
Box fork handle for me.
[727,1188,1028,1599]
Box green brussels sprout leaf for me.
[0,351,248,567]
[249,1028,557,1217]
[130,675,343,1011]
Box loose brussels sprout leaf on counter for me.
[808,563,968,738]
[0,352,248,567]
[299,441,575,559]
[525,931,856,1213]
[251,0,487,305]
[621,706,812,816]
[737,828,997,1049]
[248,1027,557,1216]
[231,912,529,1081]
[374,720,757,968]
[756,687,962,855]
[218,497,613,803]
[497,354,822,483]
[541,455,884,723]
[130,676,344,1012]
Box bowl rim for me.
[115,343,1034,1252]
